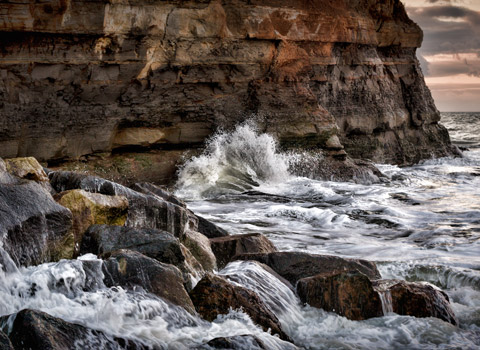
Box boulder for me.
[184,230,217,271]
[0,180,72,266]
[0,331,13,350]
[296,271,383,320]
[189,274,290,341]
[102,250,195,314]
[210,233,277,269]
[4,157,49,183]
[49,172,190,239]
[7,309,147,350]
[196,215,229,238]
[234,252,381,285]
[373,280,458,325]
[81,225,184,267]
[55,190,128,258]
[197,335,298,350]
[130,182,186,208]
[80,225,202,289]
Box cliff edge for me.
[0,0,458,178]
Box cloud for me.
[407,5,480,56]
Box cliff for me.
[0,0,458,178]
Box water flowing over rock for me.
[296,271,383,320]
[189,274,291,341]
[6,309,148,350]
[102,249,195,314]
[373,280,458,325]
[234,252,381,284]
[0,0,458,180]
[197,335,299,350]
[210,233,278,269]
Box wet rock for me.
[296,271,383,320]
[7,309,147,350]
[197,335,298,350]
[49,171,190,239]
[55,190,128,259]
[102,249,195,313]
[0,330,13,350]
[0,180,72,266]
[81,225,183,266]
[184,230,217,271]
[189,274,290,341]
[374,280,458,325]
[130,182,186,208]
[210,233,277,269]
[4,157,49,183]
[234,252,381,285]
[80,225,201,288]
[196,215,229,238]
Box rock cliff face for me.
[0,0,457,173]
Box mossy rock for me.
[5,157,49,182]
[55,189,128,258]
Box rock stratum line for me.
[0,0,458,173]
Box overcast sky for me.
[403,0,480,111]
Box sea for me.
[0,112,479,349]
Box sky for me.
[403,0,480,112]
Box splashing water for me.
[177,113,480,349]
[0,255,295,349]
[175,122,292,199]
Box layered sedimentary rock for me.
[0,0,457,171]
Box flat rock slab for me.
[210,233,277,269]
[189,274,290,341]
[7,309,147,350]
[234,251,381,285]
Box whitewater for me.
[0,112,479,349]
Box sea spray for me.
[175,122,293,199]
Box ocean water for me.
[0,113,479,349]
[176,112,480,349]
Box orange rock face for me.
[0,0,457,172]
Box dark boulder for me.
[373,280,458,325]
[7,309,148,350]
[234,252,381,285]
[197,335,298,350]
[102,250,195,314]
[297,271,383,320]
[210,234,277,269]
[49,171,190,240]
[130,182,186,208]
[189,274,290,341]
[0,180,72,266]
[196,215,229,238]
[81,225,185,267]
[0,330,13,350]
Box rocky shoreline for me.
[0,157,459,349]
